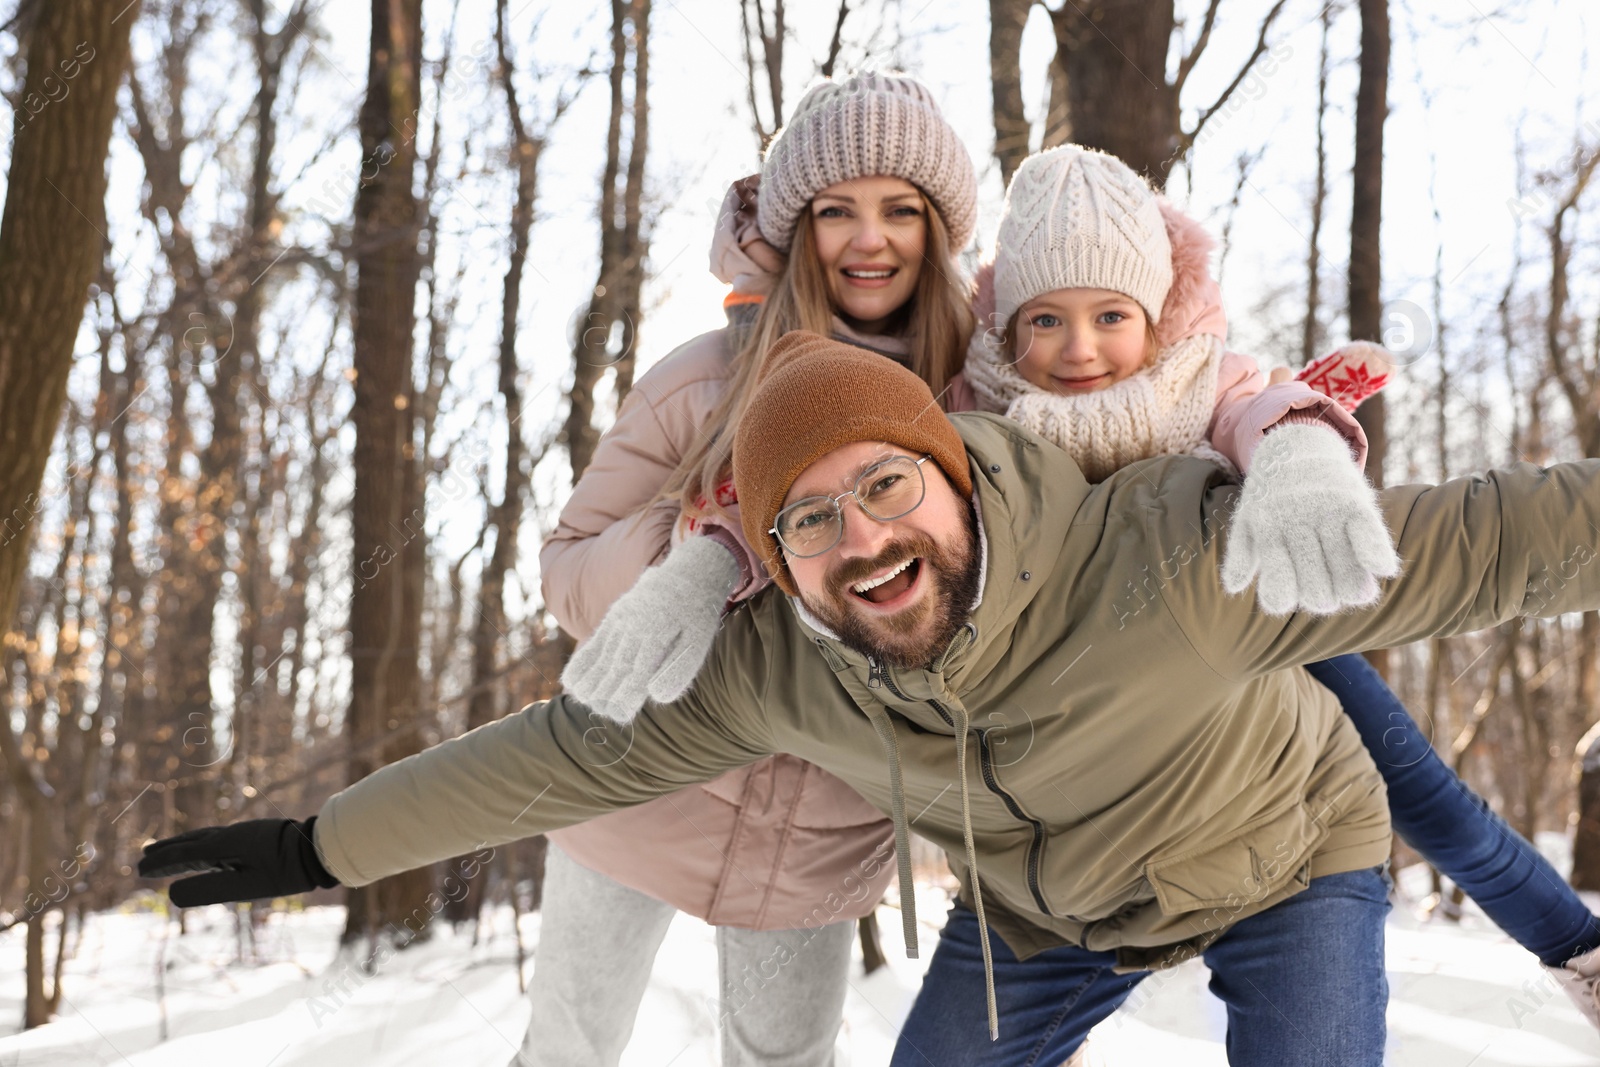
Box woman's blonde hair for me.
[668,192,974,516]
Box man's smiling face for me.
[782,440,981,669]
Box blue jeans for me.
[1308,653,1600,967]
[892,868,1390,1067]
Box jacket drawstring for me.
[951,701,1000,1041]
[865,709,920,959]
[863,695,1000,1042]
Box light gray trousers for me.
[511,844,856,1067]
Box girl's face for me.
[1012,288,1152,394]
[809,176,927,335]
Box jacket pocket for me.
[1143,798,1329,916]
[791,763,894,830]
[699,762,758,805]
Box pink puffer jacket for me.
[541,326,900,931]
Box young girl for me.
[958,142,1600,1024]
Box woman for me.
[517,71,977,1067]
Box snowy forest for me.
[3,0,1600,1064]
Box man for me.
[143,331,1600,1065]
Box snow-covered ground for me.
[2,857,1596,1066]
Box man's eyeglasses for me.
[770,454,932,559]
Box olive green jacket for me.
[316,413,1600,974]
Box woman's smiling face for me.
[809,176,928,334]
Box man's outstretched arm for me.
[312,688,773,888]
[142,618,776,903]
[1169,459,1600,679]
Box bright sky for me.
[3,0,1599,669]
[8,0,1590,468]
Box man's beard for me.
[801,503,982,671]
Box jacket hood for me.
[710,174,785,297]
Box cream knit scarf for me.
[964,329,1232,483]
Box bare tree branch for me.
[740,0,771,148]
[1173,0,1224,95]
[1179,0,1290,153]
[1542,139,1600,455]
[820,0,850,78]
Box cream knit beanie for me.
[758,71,978,254]
[992,145,1172,331]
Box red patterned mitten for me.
[1296,341,1395,412]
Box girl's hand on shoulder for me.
[1220,422,1401,615]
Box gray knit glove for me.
[561,536,741,723]
[1220,423,1402,615]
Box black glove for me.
[138,816,340,907]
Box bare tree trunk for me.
[1301,3,1332,368]
[125,6,229,823]
[1349,0,1389,677]
[0,5,136,1026]
[0,0,138,638]
[447,0,553,927]
[167,282,241,827]
[1576,612,1600,884]
[1508,624,1541,840]
[21,788,53,1028]
[611,0,649,403]
[343,0,434,945]
[148,332,198,795]
[1348,0,1389,447]
[1038,0,1287,191]
[1575,717,1600,891]
[1041,59,1071,152]
[988,0,1031,187]
[1214,148,1263,288]
[6,403,97,1026]
[1045,0,1177,184]
[281,352,336,732]
[818,0,850,79]
[226,0,306,803]
[1541,144,1600,455]
[565,0,649,484]
[1543,139,1600,885]
[102,300,148,862]
[739,0,785,148]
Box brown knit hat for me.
[733,331,973,595]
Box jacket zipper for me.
[870,658,1054,917]
[868,655,917,701]
[934,697,1051,918]
[973,727,1052,916]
